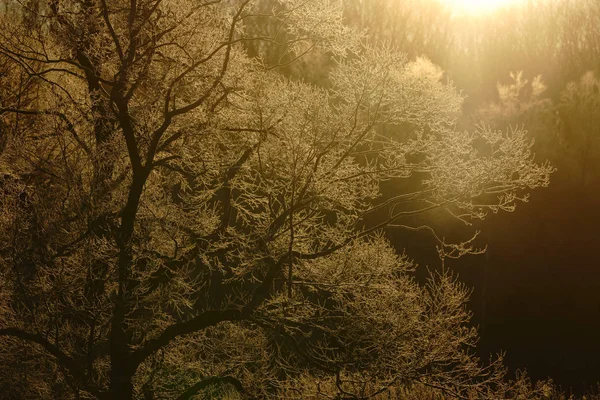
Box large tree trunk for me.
[110,362,134,400]
[109,168,149,399]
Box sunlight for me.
[441,0,521,15]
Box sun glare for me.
[441,0,520,15]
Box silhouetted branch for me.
[0,107,91,155]
[0,327,80,380]
[131,309,243,367]
[176,375,246,400]
[132,255,282,367]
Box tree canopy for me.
[0,0,554,398]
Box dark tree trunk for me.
[109,168,149,399]
[110,362,134,400]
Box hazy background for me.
[316,0,600,393]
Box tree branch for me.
[131,309,243,367]
[176,375,246,400]
[0,107,92,155]
[132,253,282,368]
[0,327,81,380]
[147,0,252,167]
[99,0,124,61]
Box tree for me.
[341,0,454,66]
[558,71,600,187]
[477,69,600,189]
[476,71,557,162]
[448,0,600,107]
[0,0,553,398]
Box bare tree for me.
[0,0,553,398]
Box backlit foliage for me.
[0,0,552,398]
[479,69,600,188]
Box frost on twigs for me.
[330,47,462,131]
[277,0,360,57]
[422,125,554,221]
[0,0,553,398]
